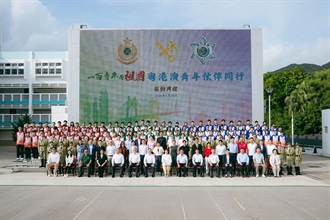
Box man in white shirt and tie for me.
[176,149,188,177]
[208,149,220,178]
[139,139,148,175]
[128,147,140,178]
[144,148,155,177]
[46,147,60,177]
[112,148,124,178]
[192,149,204,177]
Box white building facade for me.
[0,51,68,129]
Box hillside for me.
[270,61,330,74]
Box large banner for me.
[80,29,252,124]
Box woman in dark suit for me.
[96,148,107,178]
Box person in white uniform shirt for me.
[144,148,155,177]
[215,140,226,176]
[192,149,204,177]
[46,147,60,177]
[266,139,276,157]
[176,149,188,177]
[253,147,266,178]
[270,149,281,177]
[128,147,140,178]
[64,149,74,178]
[161,149,172,177]
[208,149,220,178]
[106,140,116,175]
[139,139,148,175]
[247,137,257,175]
[112,148,124,178]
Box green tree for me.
[11,114,32,142]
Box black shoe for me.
[112,176,115,178]
[120,175,123,178]
[211,175,213,178]
[129,175,132,178]
[78,175,82,177]
[88,175,90,178]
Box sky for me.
[0,0,329,72]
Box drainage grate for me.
[308,166,321,168]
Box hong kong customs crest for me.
[117,37,138,65]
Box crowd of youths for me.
[15,119,303,178]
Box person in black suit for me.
[223,149,234,178]
[156,131,167,151]
[191,138,203,157]
[96,148,107,177]
[86,139,97,175]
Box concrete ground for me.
[0,146,329,220]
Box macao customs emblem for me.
[117,37,138,65]
[191,37,216,65]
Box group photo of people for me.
[15,118,303,179]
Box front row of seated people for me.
[46,146,284,178]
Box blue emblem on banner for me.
[191,37,216,65]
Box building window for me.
[35,62,62,76]
[0,63,25,76]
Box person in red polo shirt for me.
[24,132,32,161]
[237,137,247,153]
[204,142,213,176]
[16,127,25,161]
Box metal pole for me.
[291,112,294,144]
[268,94,271,128]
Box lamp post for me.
[266,88,274,128]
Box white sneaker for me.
[262,174,266,178]
[256,174,259,178]
[54,173,57,177]
[48,174,52,177]
[16,158,19,161]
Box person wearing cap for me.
[270,149,281,177]
[38,132,49,168]
[294,144,303,175]
[285,143,294,175]
[57,140,65,175]
[176,149,188,177]
[253,147,266,178]
[46,147,60,177]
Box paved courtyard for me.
[0,146,329,220]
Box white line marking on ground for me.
[72,188,105,220]
[265,188,320,220]
[205,188,229,220]
[231,195,247,211]
[177,187,187,220]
